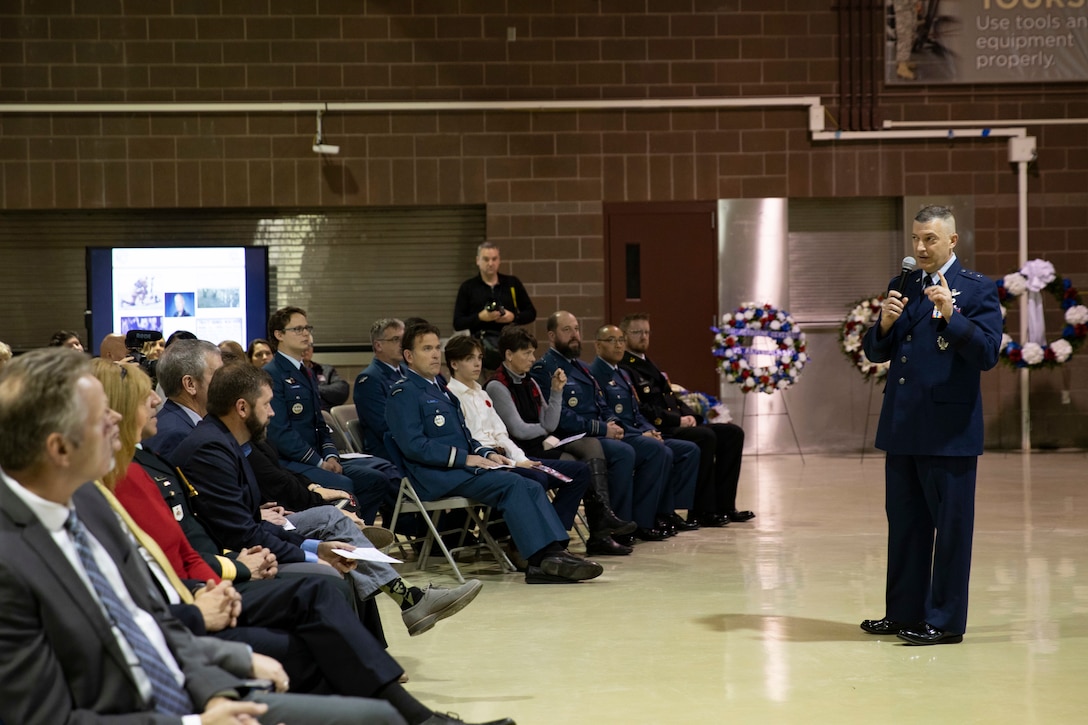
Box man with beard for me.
[172,363,483,637]
[530,311,670,542]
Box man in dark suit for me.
[172,292,193,317]
[265,305,399,523]
[860,205,1002,646]
[353,317,407,460]
[0,347,408,724]
[144,338,224,458]
[386,322,603,585]
[618,313,752,527]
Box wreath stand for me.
[859,377,880,463]
[737,388,806,464]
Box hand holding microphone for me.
[880,256,917,335]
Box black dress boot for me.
[583,458,636,537]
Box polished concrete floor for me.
[376,453,1088,725]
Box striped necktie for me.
[65,510,193,716]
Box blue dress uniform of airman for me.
[353,359,406,461]
[862,258,1002,636]
[531,348,664,530]
[588,357,700,517]
[386,369,570,560]
[265,352,396,522]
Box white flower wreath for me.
[712,302,808,395]
[839,295,891,381]
[997,259,1088,370]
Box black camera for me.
[484,300,505,314]
[125,329,163,378]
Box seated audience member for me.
[0,340,10,368]
[172,361,481,636]
[0,347,468,725]
[49,329,84,351]
[354,317,407,460]
[486,325,636,556]
[444,335,589,534]
[589,325,701,536]
[143,338,223,458]
[247,337,274,367]
[387,322,602,584]
[98,332,128,362]
[620,313,751,526]
[264,305,399,523]
[531,311,669,543]
[218,339,247,365]
[303,342,350,411]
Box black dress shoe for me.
[634,527,668,542]
[897,622,963,646]
[860,617,910,635]
[654,518,678,537]
[612,533,636,547]
[422,712,516,725]
[540,553,603,581]
[727,509,756,522]
[585,535,633,556]
[664,512,699,531]
[688,512,729,528]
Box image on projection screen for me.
[112,247,248,344]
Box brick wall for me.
[1,1,1087,445]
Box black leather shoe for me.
[654,518,678,537]
[727,509,756,522]
[634,527,668,542]
[897,623,963,645]
[585,535,633,556]
[422,711,516,725]
[689,512,729,528]
[539,553,603,581]
[860,617,910,635]
[612,533,636,547]
[664,512,699,531]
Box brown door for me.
[604,202,719,394]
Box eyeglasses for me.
[597,337,625,345]
[283,325,314,335]
[626,330,650,337]
[377,336,402,344]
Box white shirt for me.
[447,378,530,463]
[1,470,191,716]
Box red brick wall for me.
[1,2,1087,445]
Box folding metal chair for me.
[382,434,516,584]
[321,410,353,455]
[329,405,359,449]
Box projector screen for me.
[86,246,269,355]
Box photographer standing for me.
[453,242,536,371]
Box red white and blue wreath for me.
[840,295,891,382]
[712,302,808,394]
[997,259,1088,370]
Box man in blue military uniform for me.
[589,324,701,535]
[860,205,1002,646]
[353,317,407,461]
[386,321,603,585]
[530,311,669,542]
[264,306,398,524]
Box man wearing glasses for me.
[619,313,753,527]
[353,318,407,461]
[265,306,399,524]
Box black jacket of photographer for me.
[453,271,536,337]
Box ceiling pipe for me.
[885,118,1088,128]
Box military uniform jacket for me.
[265,352,338,466]
[589,357,657,435]
[353,359,405,460]
[619,352,699,431]
[530,347,616,438]
[862,259,1001,456]
[386,371,497,500]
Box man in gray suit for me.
[0,348,512,725]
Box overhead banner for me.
[886,0,1088,85]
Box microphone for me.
[895,256,917,294]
